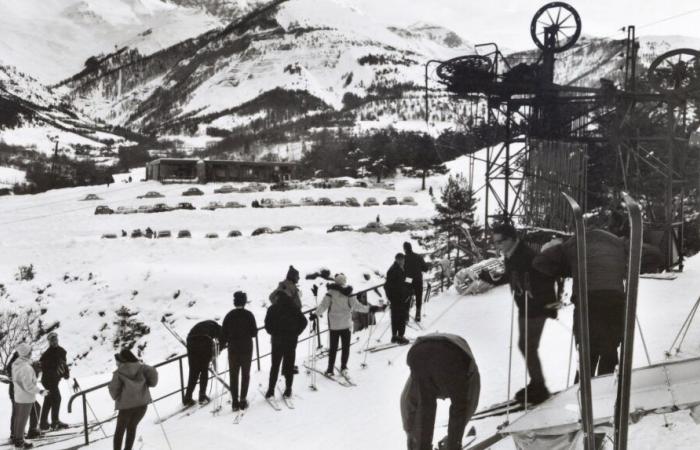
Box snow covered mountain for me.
[164,0,267,19]
[0,0,224,84]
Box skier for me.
[145,227,154,239]
[533,224,663,377]
[6,350,43,445]
[489,223,557,404]
[403,242,429,323]
[108,349,158,450]
[385,253,412,345]
[38,332,69,431]
[221,291,258,411]
[312,274,385,376]
[264,291,308,400]
[184,320,224,406]
[401,334,480,450]
[269,265,303,309]
[11,343,48,449]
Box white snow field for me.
[1,163,700,450]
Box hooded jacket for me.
[12,355,42,404]
[269,280,302,310]
[264,292,308,342]
[108,362,158,410]
[316,283,369,331]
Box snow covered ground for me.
[0,160,699,449]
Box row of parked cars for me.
[102,226,303,239]
[94,200,248,215]
[255,195,417,208]
[328,218,431,234]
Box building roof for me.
[148,158,298,167]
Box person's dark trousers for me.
[185,336,213,401]
[8,385,40,438]
[517,315,547,387]
[327,329,351,371]
[113,405,147,450]
[40,379,62,427]
[412,282,424,321]
[12,402,32,447]
[228,350,252,402]
[391,302,409,338]
[267,338,297,392]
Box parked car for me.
[248,182,267,192]
[387,220,412,233]
[279,225,301,233]
[227,230,242,237]
[400,196,418,206]
[150,203,172,213]
[115,206,136,214]
[357,222,390,234]
[205,233,219,239]
[352,181,369,188]
[214,185,238,194]
[327,224,352,233]
[345,197,361,207]
[270,181,292,191]
[177,202,196,210]
[252,227,274,236]
[156,230,171,238]
[82,193,102,201]
[101,233,117,239]
[177,230,192,238]
[333,200,347,207]
[316,197,333,206]
[94,205,114,215]
[301,197,316,206]
[224,201,245,209]
[239,185,256,193]
[278,198,300,208]
[383,196,399,206]
[201,201,223,211]
[131,229,143,238]
[137,205,153,213]
[363,197,379,207]
[182,187,204,196]
[137,191,164,199]
[260,198,279,208]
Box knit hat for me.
[286,265,299,281]
[115,348,138,363]
[47,331,58,340]
[334,273,347,287]
[233,291,247,307]
[16,343,32,358]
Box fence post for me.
[178,358,185,403]
[82,395,90,445]
[254,335,261,371]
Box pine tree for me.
[432,174,483,262]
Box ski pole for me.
[361,307,384,368]
[150,400,173,450]
[73,379,109,438]
[505,297,515,422]
[524,291,529,410]
[566,330,574,388]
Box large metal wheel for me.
[436,55,493,81]
[648,48,700,93]
[530,2,581,53]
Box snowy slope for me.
[0,154,699,449]
[0,0,223,84]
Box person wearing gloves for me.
[108,349,158,450]
[11,343,48,449]
[312,273,385,377]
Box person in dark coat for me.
[221,291,258,411]
[6,351,43,442]
[490,223,557,404]
[269,265,303,309]
[39,332,70,431]
[264,291,307,399]
[184,320,223,405]
[403,242,429,323]
[401,334,480,450]
[385,253,412,345]
[108,349,158,450]
[533,226,664,377]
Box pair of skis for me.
[365,338,414,353]
[303,364,356,387]
[562,192,642,450]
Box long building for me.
[145,158,298,183]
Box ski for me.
[334,367,357,386]
[303,364,352,387]
[562,192,595,450]
[258,387,282,411]
[613,192,643,450]
[471,398,521,417]
[160,317,232,392]
[470,402,526,421]
[276,385,295,409]
[155,404,195,424]
[365,339,413,353]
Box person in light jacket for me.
[11,343,47,449]
[108,349,158,450]
[313,274,385,377]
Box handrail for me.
[66,281,389,445]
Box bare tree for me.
[0,309,40,370]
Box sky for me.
[347,0,700,51]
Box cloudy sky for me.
[348,0,700,50]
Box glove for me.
[40,389,49,397]
[369,305,380,314]
[309,312,318,321]
[311,285,319,297]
